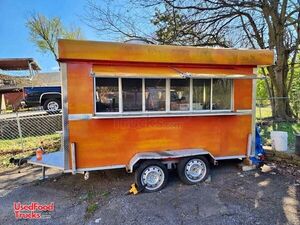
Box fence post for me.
[16,112,24,150]
[259,99,263,120]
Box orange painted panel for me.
[65,61,254,169]
[58,39,274,66]
[234,79,253,110]
[68,115,251,169]
[67,63,93,114]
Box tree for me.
[289,53,300,118]
[26,13,84,63]
[85,0,300,120]
[151,5,230,47]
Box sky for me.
[0,0,100,73]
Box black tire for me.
[43,99,61,112]
[177,156,210,185]
[135,160,168,193]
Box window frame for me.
[170,78,191,113]
[94,77,121,114]
[191,78,212,112]
[122,78,143,112]
[144,78,167,113]
[94,76,233,116]
[210,78,233,112]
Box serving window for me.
[170,79,190,111]
[122,78,142,112]
[193,79,211,110]
[95,78,119,112]
[94,77,232,114]
[145,79,166,111]
[212,79,232,110]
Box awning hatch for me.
[93,65,181,78]
[92,65,257,79]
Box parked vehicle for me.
[22,86,61,111]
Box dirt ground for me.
[0,160,299,225]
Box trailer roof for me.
[0,58,40,71]
[58,39,274,66]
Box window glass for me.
[170,79,190,111]
[193,79,211,110]
[212,79,232,110]
[122,78,142,112]
[145,79,166,111]
[95,78,119,112]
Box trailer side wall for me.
[65,63,253,169]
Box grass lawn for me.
[256,106,272,119]
[258,122,300,151]
[0,133,60,168]
[256,105,300,151]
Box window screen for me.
[95,78,119,112]
[193,79,211,110]
[145,79,166,111]
[212,79,232,110]
[122,78,142,112]
[170,79,190,111]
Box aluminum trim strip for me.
[250,68,258,156]
[215,155,246,160]
[69,114,93,120]
[27,160,64,170]
[61,62,69,170]
[127,149,214,173]
[91,111,252,119]
[236,109,252,113]
[64,165,126,173]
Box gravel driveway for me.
[0,160,299,225]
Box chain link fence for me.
[256,97,300,152]
[0,109,62,167]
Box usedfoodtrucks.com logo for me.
[13,202,55,219]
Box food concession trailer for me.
[28,40,274,192]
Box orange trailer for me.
[29,40,273,192]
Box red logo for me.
[13,202,55,219]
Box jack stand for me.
[243,157,252,166]
[39,166,48,180]
[239,157,257,172]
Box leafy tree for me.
[150,1,300,120]
[289,54,300,118]
[86,0,300,120]
[257,79,269,101]
[26,13,84,63]
[151,4,230,47]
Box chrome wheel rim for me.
[47,101,59,111]
[141,166,165,191]
[184,159,206,182]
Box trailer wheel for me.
[177,156,210,185]
[135,160,168,193]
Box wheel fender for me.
[126,149,215,173]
